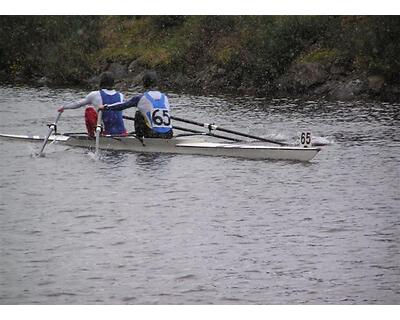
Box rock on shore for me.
[76,59,399,102]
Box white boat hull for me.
[0,133,321,161]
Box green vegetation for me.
[1,16,399,87]
[0,16,101,84]
[297,49,340,64]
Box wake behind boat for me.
[0,132,321,161]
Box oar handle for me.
[123,115,135,121]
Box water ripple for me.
[0,86,399,304]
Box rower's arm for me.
[63,92,98,110]
[105,95,142,111]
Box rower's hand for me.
[58,107,64,113]
[98,104,107,111]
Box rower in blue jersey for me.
[100,71,173,139]
[58,72,127,137]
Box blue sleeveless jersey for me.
[143,92,172,134]
[100,90,126,135]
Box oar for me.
[37,112,62,156]
[95,109,103,156]
[171,116,288,146]
[174,125,243,142]
[122,115,243,142]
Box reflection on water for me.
[135,152,174,170]
[0,86,399,304]
[97,150,128,165]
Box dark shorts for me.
[134,111,173,139]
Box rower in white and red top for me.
[58,72,127,137]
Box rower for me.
[99,71,173,139]
[58,72,127,137]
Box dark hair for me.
[143,70,158,89]
[99,72,115,89]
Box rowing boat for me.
[0,133,321,161]
[0,132,321,161]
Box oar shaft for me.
[38,112,62,156]
[215,126,286,145]
[123,115,242,142]
[171,115,287,146]
[174,125,242,142]
[170,116,204,127]
[95,109,103,155]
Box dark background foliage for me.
[1,16,399,87]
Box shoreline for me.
[3,63,400,103]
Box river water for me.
[0,86,399,304]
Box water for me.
[0,86,399,304]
